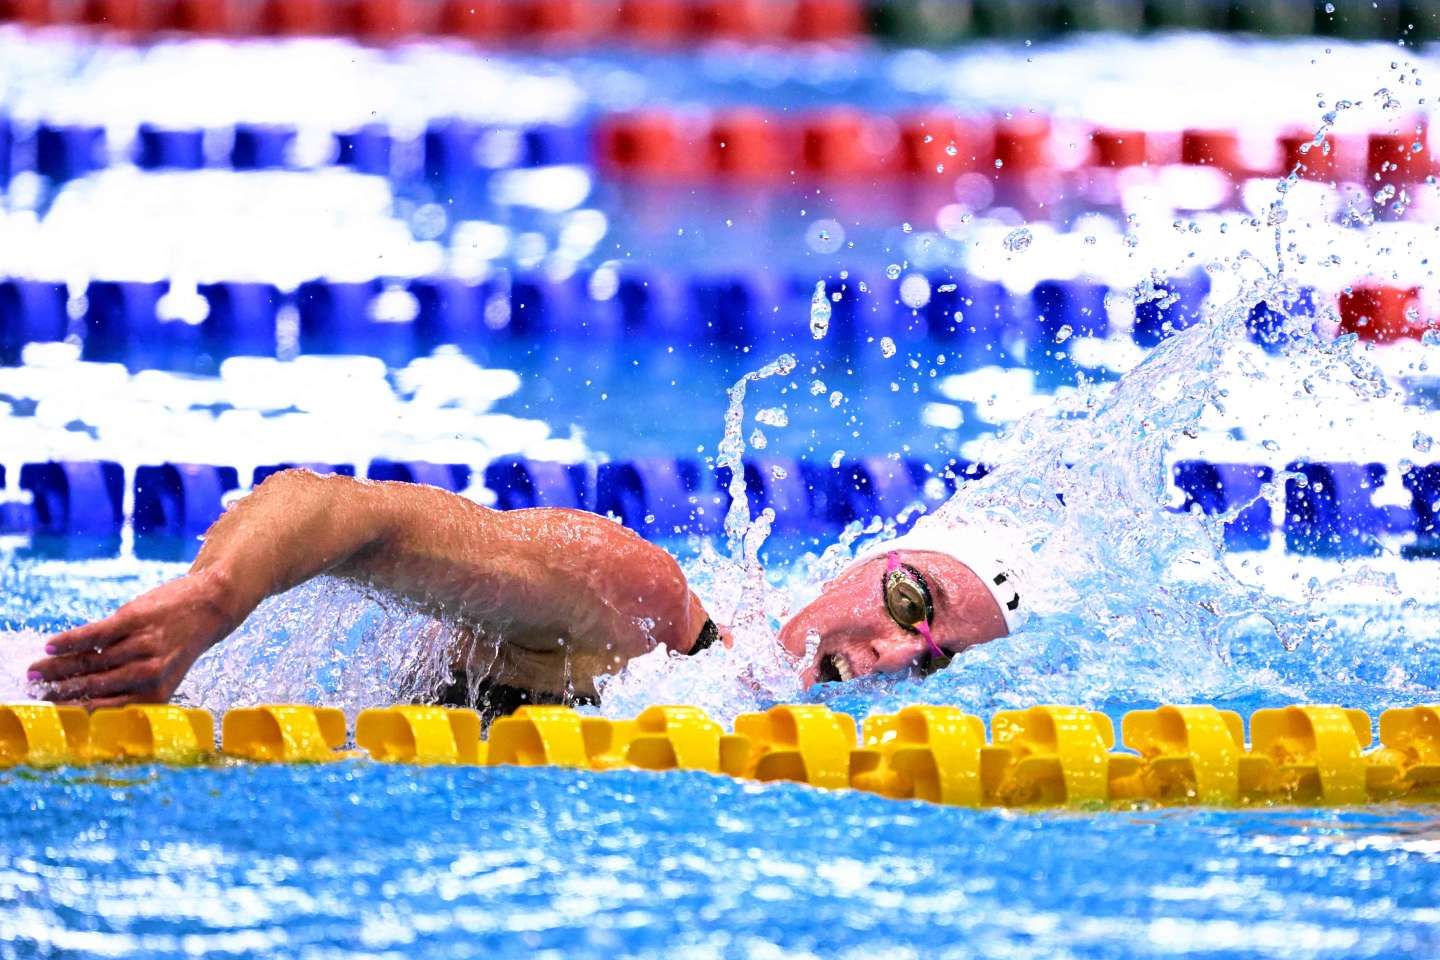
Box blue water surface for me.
[1,761,1437,960]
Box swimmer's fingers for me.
[43,612,137,657]
[29,634,151,683]
[39,658,169,704]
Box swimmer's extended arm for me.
[29,469,711,708]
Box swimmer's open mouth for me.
[817,652,855,684]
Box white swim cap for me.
[854,517,1029,634]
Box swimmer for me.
[26,469,1024,721]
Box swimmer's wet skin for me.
[26,469,1012,712]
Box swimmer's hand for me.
[28,570,236,709]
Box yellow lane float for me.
[722,705,857,789]
[222,705,348,762]
[355,706,484,765]
[4,700,1440,811]
[90,705,214,763]
[0,703,90,767]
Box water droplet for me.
[945,143,958,156]
[885,263,903,280]
[828,390,844,408]
[1415,432,1434,453]
[1054,324,1073,344]
[770,465,788,480]
[809,280,832,340]
[809,379,827,395]
[1003,227,1033,252]
[829,449,845,468]
[749,428,768,449]
[901,222,913,234]
[755,407,788,428]
[994,159,1004,169]
[880,337,897,358]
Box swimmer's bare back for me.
[27,469,716,709]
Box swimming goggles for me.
[883,551,946,662]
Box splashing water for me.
[1003,227,1033,252]
[809,280,831,340]
[177,578,462,719]
[596,269,1437,726]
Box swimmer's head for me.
[780,548,1012,689]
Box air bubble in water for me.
[1324,2,1334,12]
[1054,324,1073,344]
[885,263,903,280]
[829,390,844,408]
[1004,227,1032,252]
[755,407,788,428]
[1415,432,1434,453]
[809,379,827,396]
[829,449,845,468]
[749,428,768,449]
[809,280,832,340]
[880,337,897,358]
[770,465,788,480]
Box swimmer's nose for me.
[868,631,932,674]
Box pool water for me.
[2,762,1438,960]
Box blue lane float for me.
[483,458,591,511]
[1402,464,1440,559]
[135,124,206,171]
[596,458,727,536]
[33,122,107,181]
[335,124,392,175]
[0,266,1300,366]
[198,282,282,358]
[8,115,588,182]
[1132,272,1211,348]
[133,464,241,537]
[409,276,490,348]
[80,280,168,366]
[252,463,357,486]
[1171,461,1275,552]
[3,457,1437,553]
[1284,461,1412,558]
[18,461,125,536]
[366,460,471,491]
[0,279,69,365]
[230,124,297,171]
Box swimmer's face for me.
[779,550,1010,689]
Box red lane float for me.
[1338,284,1438,344]
[2,0,868,42]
